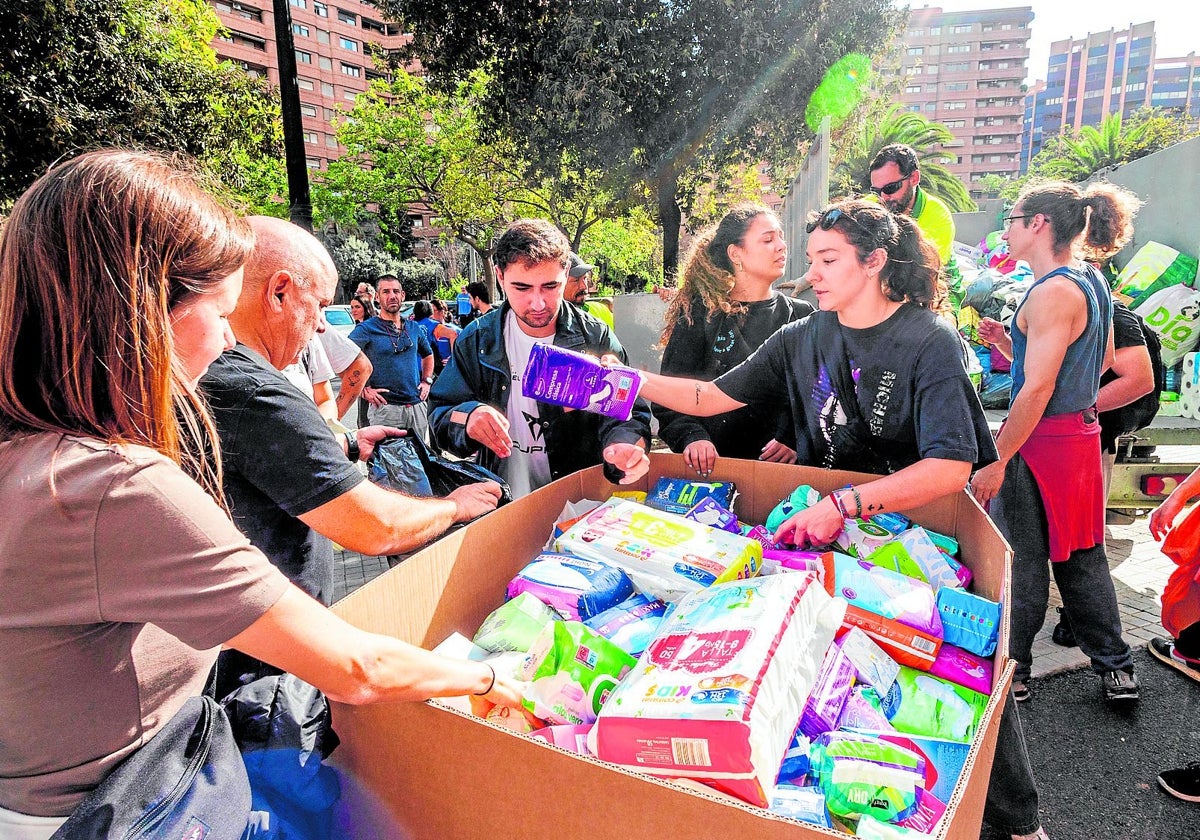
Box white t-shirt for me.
[502,310,553,498]
[280,334,334,395]
[318,328,361,374]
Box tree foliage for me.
[579,207,663,291]
[380,0,903,276]
[830,103,976,211]
[321,233,404,299]
[0,0,281,206]
[1028,108,1200,184]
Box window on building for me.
[951,24,972,34]
[313,1,328,16]
[303,131,319,144]
[326,134,339,148]
[343,88,359,102]
[943,119,966,128]
[930,26,941,35]
[904,66,921,76]
[295,50,312,64]
[324,107,335,120]
[319,56,332,70]
[907,47,924,56]
[293,23,309,37]
[945,62,970,73]
[907,29,924,37]
[317,29,330,44]
[947,44,970,54]
[297,76,315,91]
[944,101,967,110]
[944,82,969,91]
[925,102,937,112]
[216,1,264,22]
[306,158,321,170]
[341,62,361,77]
[289,0,306,8]
[300,104,318,117]
[411,216,424,229]
[337,8,357,25]
[363,18,387,35]
[926,64,939,74]
[339,36,358,51]
[321,81,335,96]
[905,84,922,94]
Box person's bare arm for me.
[972,279,1084,504]
[335,352,372,418]
[638,371,745,417]
[1096,344,1154,413]
[226,587,521,707]
[299,480,501,557]
[311,379,339,424]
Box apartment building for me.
[895,6,1033,201]
[208,0,440,253]
[1023,23,1200,165]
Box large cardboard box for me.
[330,454,1013,839]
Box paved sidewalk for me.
[332,513,1177,679]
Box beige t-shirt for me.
[0,434,291,817]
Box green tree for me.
[830,103,976,211]
[320,233,403,300]
[381,0,902,277]
[0,0,280,205]
[1029,109,1200,183]
[579,208,663,292]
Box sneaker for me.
[1148,637,1200,684]
[1012,828,1051,840]
[1101,668,1140,702]
[1013,680,1031,703]
[1050,607,1077,648]
[1158,762,1200,803]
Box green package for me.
[520,620,637,725]
[887,666,988,743]
[473,592,558,653]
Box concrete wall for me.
[952,198,1007,247]
[1091,136,1200,276]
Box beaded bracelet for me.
[474,663,497,696]
[849,486,864,518]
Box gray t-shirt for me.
[0,434,289,816]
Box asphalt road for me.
[980,648,1200,840]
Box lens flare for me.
[806,54,873,133]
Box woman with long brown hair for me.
[0,150,519,837]
[655,204,813,476]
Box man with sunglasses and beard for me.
[351,274,436,441]
[868,144,957,271]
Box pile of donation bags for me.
[437,478,1003,838]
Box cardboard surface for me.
[330,454,1013,839]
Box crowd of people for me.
[1,143,1196,839]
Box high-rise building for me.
[1023,23,1200,166]
[208,1,443,252]
[895,6,1033,201]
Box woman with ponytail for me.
[973,180,1140,707]
[655,204,813,476]
[640,197,994,544]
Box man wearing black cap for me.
[567,253,615,329]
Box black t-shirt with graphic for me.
[715,305,997,475]
[655,293,814,459]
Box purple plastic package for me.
[683,496,740,533]
[521,343,643,421]
[798,644,857,739]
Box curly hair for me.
[805,198,946,312]
[1015,180,1141,262]
[661,203,778,344]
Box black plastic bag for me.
[367,435,512,505]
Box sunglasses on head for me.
[806,207,863,234]
[869,176,909,196]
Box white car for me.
[323,305,355,336]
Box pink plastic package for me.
[522,343,642,421]
[529,724,594,756]
[927,643,993,695]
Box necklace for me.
[383,319,413,354]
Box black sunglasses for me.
[806,207,863,234]
[868,176,909,196]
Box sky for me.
[903,1,1198,84]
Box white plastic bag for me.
[1133,284,1200,366]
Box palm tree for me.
[1031,110,1180,183]
[831,103,976,212]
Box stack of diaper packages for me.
[443,476,1001,837]
[755,483,1003,835]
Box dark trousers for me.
[985,694,1042,835]
[992,454,1133,683]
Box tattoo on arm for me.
[695,383,702,406]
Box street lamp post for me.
[271,0,314,231]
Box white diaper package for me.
[555,499,762,603]
[593,573,846,807]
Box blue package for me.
[506,553,635,622]
[871,511,912,536]
[777,730,813,786]
[770,784,831,828]
[683,496,740,533]
[583,593,668,657]
[645,477,736,516]
[936,587,1001,657]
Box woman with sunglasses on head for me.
[655,204,814,477]
[638,201,1049,840]
[0,150,520,838]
